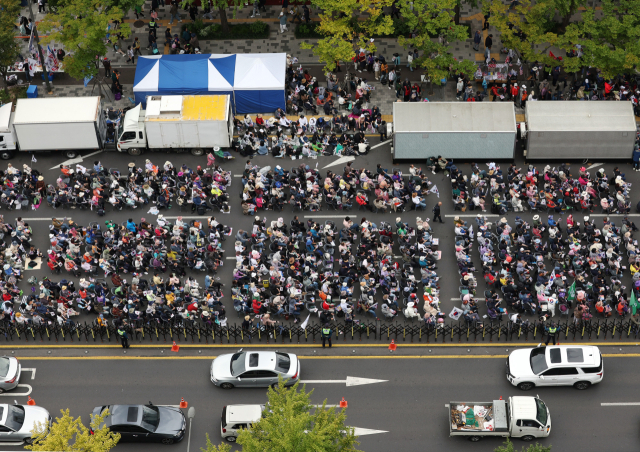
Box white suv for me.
[507,345,603,391]
[221,405,264,442]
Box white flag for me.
[300,314,310,330]
[31,155,37,163]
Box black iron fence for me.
[2,318,639,345]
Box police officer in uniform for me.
[118,324,130,349]
[321,323,333,348]
[545,322,558,345]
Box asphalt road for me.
[5,142,640,338]
[1,353,639,451]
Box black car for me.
[91,404,186,445]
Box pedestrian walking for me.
[321,323,333,348]
[377,120,387,141]
[169,2,181,24]
[134,3,144,19]
[251,0,260,17]
[406,51,413,71]
[545,322,558,345]
[473,30,481,51]
[203,0,214,20]
[133,37,142,56]
[433,201,443,223]
[279,11,287,33]
[632,146,640,171]
[118,325,130,348]
[126,46,135,64]
[102,57,111,77]
[484,34,493,59]
[302,4,310,23]
[38,0,45,13]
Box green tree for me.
[201,434,232,452]
[397,0,477,85]
[485,0,560,66]
[0,0,21,91]
[26,408,120,452]
[302,0,394,72]
[495,439,552,452]
[559,0,640,79]
[181,0,244,34]
[39,0,130,81]
[236,376,362,452]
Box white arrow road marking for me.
[0,384,32,396]
[322,156,356,169]
[312,404,339,408]
[370,139,392,150]
[49,150,104,170]
[22,368,36,380]
[351,427,388,436]
[601,402,640,406]
[587,163,603,170]
[299,376,387,386]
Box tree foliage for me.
[559,0,640,78]
[26,408,120,452]
[236,376,362,452]
[39,0,130,80]
[495,439,552,452]
[0,0,21,90]
[200,434,232,452]
[181,0,246,34]
[302,0,394,72]
[397,0,477,84]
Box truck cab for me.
[509,396,550,440]
[117,104,146,156]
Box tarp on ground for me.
[133,54,236,105]
[233,53,286,114]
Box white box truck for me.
[0,96,107,160]
[449,396,551,442]
[117,95,234,156]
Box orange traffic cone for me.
[499,396,503,400]
[171,341,180,352]
[27,396,36,406]
[339,397,348,408]
[179,397,188,409]
[389,340,397,351]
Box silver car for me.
[211,350,300,389]
[0,403,51,444]
[0,357,21,393]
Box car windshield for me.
[0,358,9,378]
[535,399,548,426]
[275,353,291,373]
[530,347,548,374]
[4,405,25,432]
[141,406,160,432]
[230,353,246,376]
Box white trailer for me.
[117,95,234,156]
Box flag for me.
[45,46,59,72]
[84,76,93,87]
[31,155,37,163]
[26,58,38,77]
[545,273,556,291]
[299,314,310,330]
[567,281,576,302]
[627,290,638,314]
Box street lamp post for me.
[186,406,195,452]
[25,0,52,94]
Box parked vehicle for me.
[507,345,603,390]
[0,357,21,393]
[117,95,234,156]
[0,97,107,160]
[90,404,185,444]
[0,403,51,444]
[211,350,300,389]
[221,405,264,442]
[449,396,551,442]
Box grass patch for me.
[182,20,270,40]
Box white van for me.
[221,405,264,442]
[507,345,603,390]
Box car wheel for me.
[468,436,481,442]
[0,388,5,394]
[226,436,237,443]
[65,150,78,159]
[271,383,279,389]
[161,438,174,445]
[191,148,204,156]
[23,438,33,445]
[574,381,591,390]
[128,148,142,156]
[0,151,11,160]
[220,382,234,389]
[521,435,535,442]
[517,382,534,391]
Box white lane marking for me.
[22,368,36,380]
[234,174,243,177]
[586,163,603,170]
[226,257,236,260]
[300,376,387,387]
[445,214,498,217]
[370,139,392,150]
[445,404,450,408]
[601,402,640,406]
[351,427,388,436]
[323,156,356,169]
[157,405,182,408]
[0,384,32,396]
[312,404,339,408]
[49,150,103,170]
